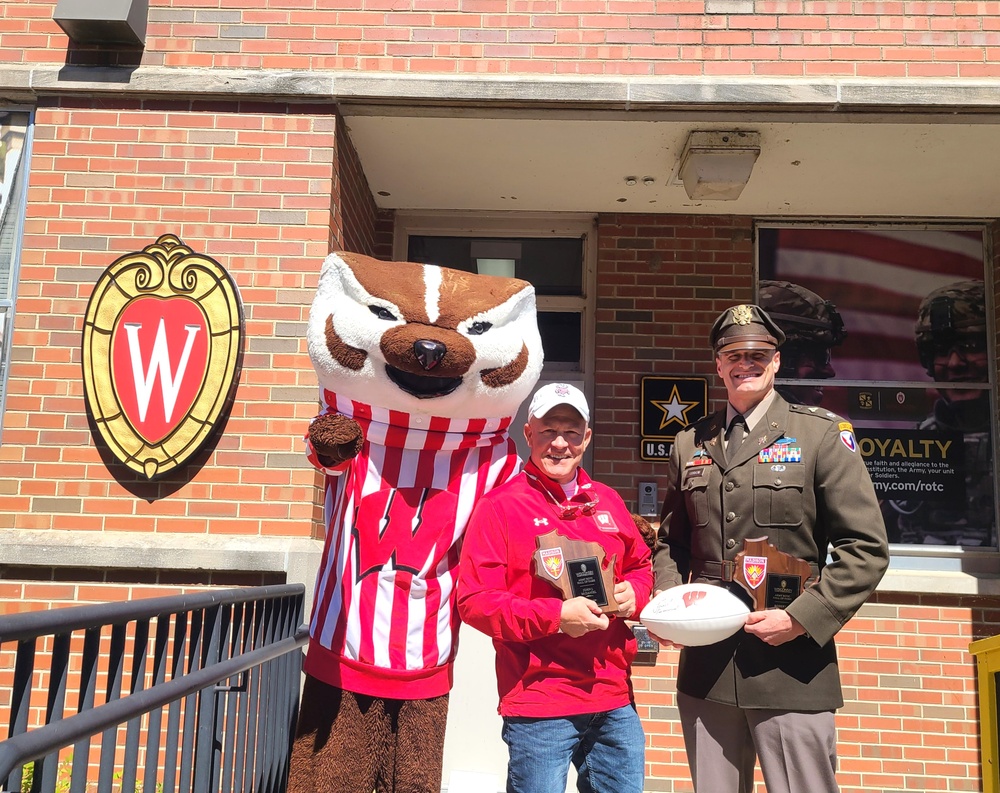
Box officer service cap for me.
[710,304,786,354]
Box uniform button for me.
[725,538,737,549]
[774,478,782,485]
[725,481,735,492]
[725,512,736,522]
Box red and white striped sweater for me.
[304,390,521,699]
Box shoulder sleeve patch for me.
[840,430,858,452]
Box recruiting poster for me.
[758,226,995,548]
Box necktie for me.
[726,414,747,460]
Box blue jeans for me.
[501,705,645,793]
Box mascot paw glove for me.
[309,413,364,466]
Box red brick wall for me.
[373,210,396,261]
[0,98,342,541]
[593,213,753,492]
[4,1,999,77]
[636,592,986,793]
[335,113,380,258]
[594,213,993,792]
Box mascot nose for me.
[414,339,447,370]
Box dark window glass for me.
[407,236,584,297]
[538,312,581,367]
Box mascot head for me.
[308,252,543,420]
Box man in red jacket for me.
[458,383,653,793]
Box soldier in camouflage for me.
[887,280,994,546]
[759,280,847,407]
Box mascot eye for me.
[468,321,493,336]
[369,305,397,321]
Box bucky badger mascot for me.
[288,252,543,793]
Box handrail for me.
[0,584,308,793]
[0,584,301,641]
[0,627,309,780]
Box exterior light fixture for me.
[53,0,149,47]
[677,130,761,200]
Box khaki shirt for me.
[653,393,889,710]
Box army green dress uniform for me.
[652,304,889,793]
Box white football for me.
[640,584,750,647]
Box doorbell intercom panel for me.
[637,482,658,517]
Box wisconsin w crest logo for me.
[82,235,244,479]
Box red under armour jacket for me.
[457,460,653,718]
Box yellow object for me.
[970,634,1000,792]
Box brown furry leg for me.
[374,694,449,793]
[287,676,378,793]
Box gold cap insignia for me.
[732,305,754,325]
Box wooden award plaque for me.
[733,536,814,611]
[533,529,618,614]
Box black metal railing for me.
[0,584,308,793]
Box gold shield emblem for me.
[82,235,244,479]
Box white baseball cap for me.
[528,383,590,423]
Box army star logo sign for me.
[640,376,708,461]
[82,235,244,479]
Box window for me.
[0,110,31,440]
[395,213,597,461]
[397,213,595,375]
[757,225,995,559]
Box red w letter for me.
[352,488,458,580]
[682,589,708,608]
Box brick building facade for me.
[2,2,1000,791]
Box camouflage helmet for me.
[758,280,847,348]
[915,280,987,374]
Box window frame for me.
[393,211,598,466]
[393,210,598,378]
[0,107,34,445]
